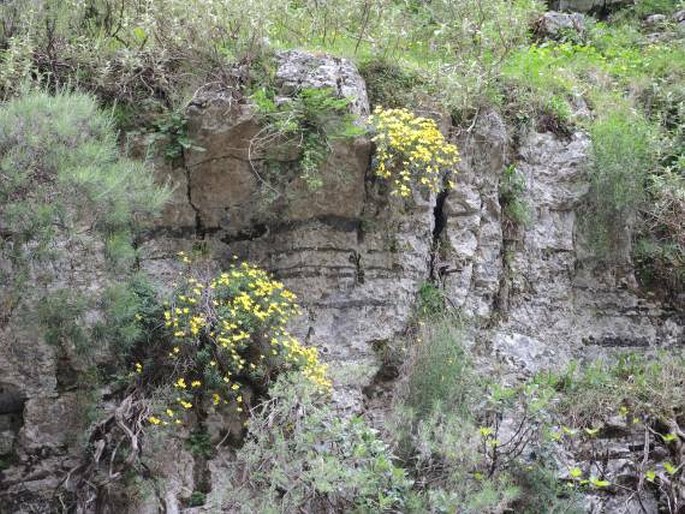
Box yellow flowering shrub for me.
[369,107,460,197]
[144,260,330,427]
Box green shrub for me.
[149,110,203,161]
[390,318,578,513]
[37,290,88,352]
[634,157,685,295]
[213,373,412,513]
[96,274,163,356]
[403,319,474,416]
[359,58,427,109]
[530,352,685,509]
[187,429,214,458]
[584,109,657,258]
[0,91,168,260]
[187,491,206,507]
[538,351,685,427]
[415,282,447,320]
[0,91,168,363]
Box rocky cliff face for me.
[1,50,683,513]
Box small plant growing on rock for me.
[142,258,330,427]
[500,164,532,229]
[251,87,364,192]
[369,106,460,198]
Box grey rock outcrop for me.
[441,120,682,373]
[1,48,683,513]
[535,11,585,40]
[550,0,632,13]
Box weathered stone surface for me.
[2,48,684,512]
[535,11,585,39]
[275,50,370,116]
[550,0,632,13]
[644,13,667,26]
[18,394,83,452]
[443,109,508,320]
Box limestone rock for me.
[549,0,632,13]
[644,13,667,26]
[275,50,370,116]
[535,11,585,40]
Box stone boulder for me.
[535,11,585,40]
[549,0,632,13]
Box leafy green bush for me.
[635,167,685,294]
[415,282,447,320]
[150,110,203,161]
[390,318,579,513]
[359,58,428,110]
[37,290,88,351]
[538,351,685,427]
[214,373,411,513]
[531,352,685,510]
[0,91,168,260]
[96,274,163,357]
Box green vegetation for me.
[0,92,167,262]
[537,351,685,428]
[150,110,202,161]
[385,316,582,513]
[500,164,532,230]
[215,373,411,513]
[402,319,472,416]
[0,91,169,364]
[585,109,657,258]
[530,352,685,511]
[0,3,680,288]
[2,0,684,511]
[251,86,364,193]
[415,282,448,320]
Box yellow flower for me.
[191,380,201,388]
[175,378,187,389]
[148,416,162,425]
[369,107,459,197]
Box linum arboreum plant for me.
[368,107,460,197]
[141,257,330,427]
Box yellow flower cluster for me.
[369,107,460,198]
[147,261,330,427]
